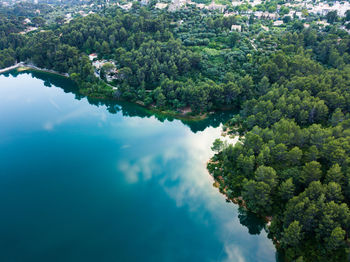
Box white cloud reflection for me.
[42,107,107,131]
[2,72,275,261]
[115,121,276,262]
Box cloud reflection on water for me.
[1,72,276,262]
[114,117,276,262]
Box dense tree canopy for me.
[1,3,350,260]
[208,18,350,261]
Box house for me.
[155,3,168,9]
[267,13,278,20]
[92,60,104,69]
[89,53,98,61]
[273,20,284,26]
[19,26,38,35]
[231,25,242,32]
[118,2,133,10]
[261,25,269,31]
[254,11,263,19]
[254,11,278,20]
[206,1,225,12]
[224,12,235,17]
[196,3,206,9]
[23,18,31,24]
[78,11,88,17]
[91,59,119,82]
[317,20,330,27]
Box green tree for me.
[255,166,278,189]
[279,178,295,201]
[287,147,302,166]
[326,11,338,24]
[282,220,303,247]
[228,31,240,48]
[242,180,272,214]
[211,139,224,153]
[326,227,345,251]
[300,161,322,186]
[326,182,343,203]
[325,164,343,184]
[101,41,110,54]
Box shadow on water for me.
[237,208,285,262]
[3,69,285,261]
[237,206,266,235]
[5,69,235,133]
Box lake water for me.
[0,71,277,262]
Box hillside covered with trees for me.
[1,3,350,261]
[208,21,350,262]
[0,5,267,115]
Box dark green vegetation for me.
[208,24,350,262]
[0,5,262,115]
[1,3,350,261]
[0,14,24,68]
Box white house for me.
[23,18,31,24]
[89,53,98,61]
[273,20,284,26]
[231,25,242,31]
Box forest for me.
[207,13,350,262]
[0,5,263,114]
[1,2,350,261]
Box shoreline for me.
[1,64,232,122]
[0,63,69,78]
[18,65,69,78]
[85,93,210,122]
[0,63,22,73]
[206,132,273,225]
[208,165,273,225]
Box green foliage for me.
[1,4,350,259]
[282,220,303,247]
[326,11,338,24]
[242,180,273,215]
[211,138,224,153]
[279,178,295,201]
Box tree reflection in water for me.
[238,206,266,235]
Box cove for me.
[0,71,277,262]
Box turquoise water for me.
[0,71,276,262]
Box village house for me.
[23,18,31,24]
[254,11,278,20]
[195,3,206,9]
[224,12,235,17]
[206,1,225,12]
[91,58,119,82]
[117,2,133,10]
[273,20,284,26]
[19,26,38,35]
[317,20,330,27]
[78,10,88,17]
[231,25,242,32]
[261,25,269,31]
[155,3,168,9]
[89,53,98,61]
